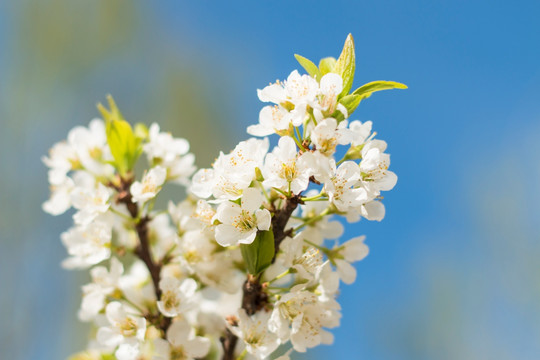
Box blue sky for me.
[2,1,540,359]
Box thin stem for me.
[160,244,177,265]
[120,296,146,315]
[292,134,305,151]
[272,187,289,198]
[258,181,271,203]
[301,193,326,202]
[109,207,133,221]
[303,239,328,252]
[293,208,330,232]
[237,349,248,360]
[268,268,291,284]
[310,111,318,126]
[294,125,303,143]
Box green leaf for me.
[332,94,363,121]
[318,57,336,76]
[353,80,408,97]
[334,34,356,97]
[134,122,149,141]
[294,54,321,80]
[98,95,142,176]
[255,167,264,182]
[240,230,275,275]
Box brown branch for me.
[116,177,171,334]
[271,194,302,261]
[220,328,238,360]
[220,195,301,359]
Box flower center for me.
[233,210,257,232]
[170,346,187,360]
[162,290,180,311]
[280,161,297,182]
[119,317,138,337]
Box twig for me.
[116,177,171,334]
[220,195,301,359]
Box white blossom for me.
[257,70,319,125]
[318,73,343,114]
[333,236,369,284]
[42,141,77,186]
[310,118,352,156]
[61,221,112,269]
[154,320,210,360]
[130,165,167,204]
[359,140,397,196]
[214,188,271,246]
[190,138,268,201]
[43,176,75,215]
[144,123,190,163]
[247,105,293,137]
[230,309,280,359]
[157,277,198,317]
[298,193,344,245]
[324,160,367,212]
[144,123,196,184]
[349,120,373,146]
[96,302,146,360]
[79,257,124,321]
[71,182,112,226]
[262,136,312,195]
[67,118,113,177]
[269,288,339,353]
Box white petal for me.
[378,171,398,191]
[167,321,191,347]
[241,188,264,213]
[343,236,369,262]
[335,259,357,284]
[185,336,211,358]
[106,301,126,323]
[237,229,258,245]
[159,277,180,297]
[215,224,243,247]
[320,73,343,96]
[153,338,170,360]
[216,202,241,224]
[96,326,123,347]
[362,201,385,221]
[255,209,271,231]
[179,278,198,297]
[116,341,140,360]
[247,124,273,137]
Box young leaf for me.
[240,230,275,275]
[319,57,337,76]
[294,54,321,80]
[353,80,408,97]
[97,95,142,176]
[134,122,149,141]
[333,94,363,121]
[334,34,356,97]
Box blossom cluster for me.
[44,34,405,360]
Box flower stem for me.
[293,208,330,232]
[237,349,248,360]
[268,269,291,284]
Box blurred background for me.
[1,0,540,359]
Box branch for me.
[271,194,302,261]
[220,195,301,359]
[220,329,238,360]
[116,177,171,334]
